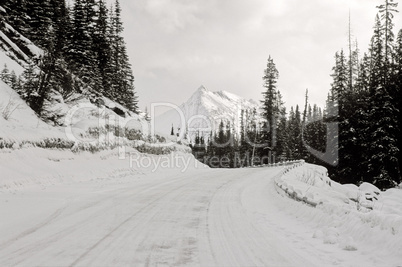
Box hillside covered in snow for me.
[0,2,188,154]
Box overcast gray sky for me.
[119,0,402,114]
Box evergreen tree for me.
[261,56,280,162]
[355,53,371,93]
[394,29,402,177]
[293,105,303,160]
[304,103,322,164]
[285,106,302,161]
[300,89,310,160]
[109,0,139,113]
[4,0,29,36]
[170,124,175,136]
[26,0,54,50]
[276,106,287,161]
[93,0,111,95]
[215,120,227,161]
[191,131,206,162]
[9,70,19,90]
[370,14,386,89]
[0,64,11,85]
[377,0,399,70]
[365,6,401,188]
[50,0,71,58]
[239,109,247,159]
[67,0,99,88]
[20,61,39,105]
[366,83,401,188]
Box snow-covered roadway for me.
[0,154,399,266]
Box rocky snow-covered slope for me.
[154,86,261,141]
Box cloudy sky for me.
[119,0,402,114]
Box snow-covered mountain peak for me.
[188,85,209,103]
[197,85,207,92]
[155,86,261,141]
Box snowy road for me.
[0,164,391,266]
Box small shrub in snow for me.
[0,139,16,149]
[125,128,143,140]
[36,138,75,149]
[1,96,21,120]
[135,143,176,155]
[339,236,358,251]
[155,134,166,143]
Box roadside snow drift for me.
[275,162,402,262]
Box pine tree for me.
[9,71,19,90]
[93,0,111,95]
[276,106,287,161]
[67,0,99,88]
[304,103,327,164]
[330,50,349,113]
[365,6,401,188]
[284,105,303,161]
[377,0,399,70]
[348,11,354,92]
[26,0,55,50]
[294,105,303,160]
[4,0,29,36]
[370,14,385,89]
[299,89,310,160]
[239,109,247,159]
[192,131,205,162]
[20,61,39,105]
[206,131,215,161]
[109,0,139,113]
[261,56,280,161]
[355,53,371,93]
[394,29,402,176]
[171,124,175,136]
[215,120,226,162]
[0,64,10,85]
[50,0,70,58]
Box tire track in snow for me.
[0,176,191,266]
[69,170,227,266]
[69,177,198,266]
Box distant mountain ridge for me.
[155,85,261,141]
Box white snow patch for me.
[0,50,24,75]
[274,161,402,264]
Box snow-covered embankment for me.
[274,161,402,262]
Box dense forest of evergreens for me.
[0,0,138,116]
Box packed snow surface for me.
[1,148,401,266]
